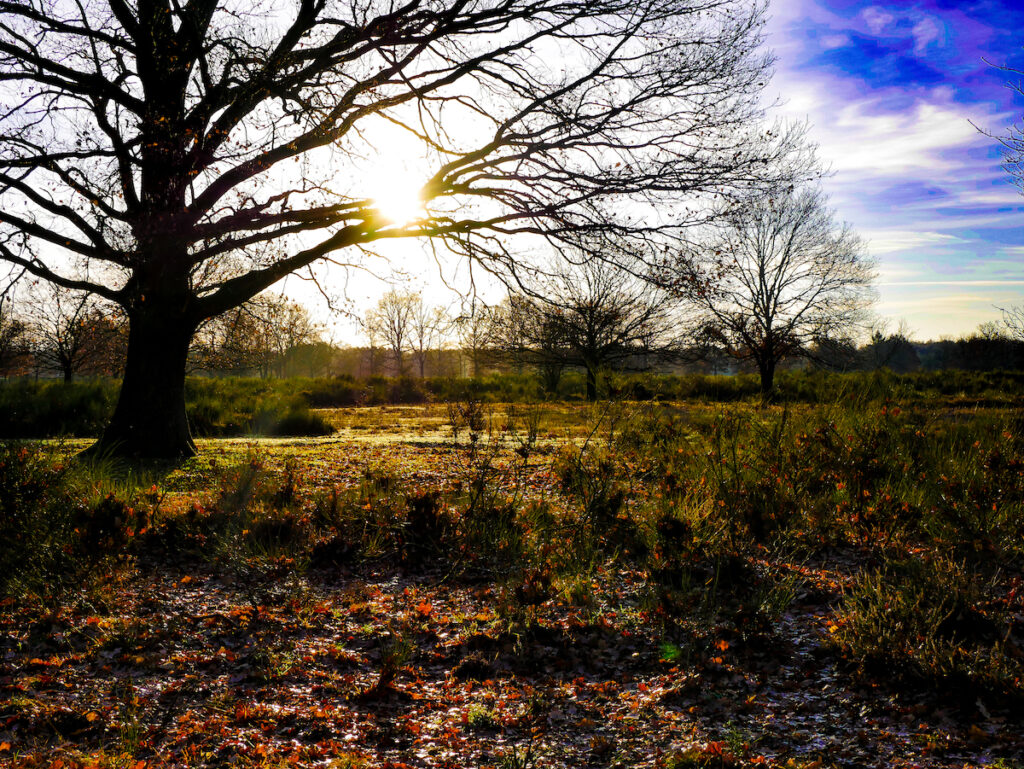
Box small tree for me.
[679,185,875,396]
[0,296,30,377]
[860,320,919,373]
[194,294,321,376]
[455,306,499,378]
[498,257,683,400]
[411,302,450,379]
[364,291,417,376]
[25,284,124,382]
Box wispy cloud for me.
[879,280,1024,287]
[763,0,1024,337]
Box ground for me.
[1,401,1022,768]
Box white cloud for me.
[911,17,944,56]
[861,7,895,35]
[879,280,1024,287]
[859,229,961,255]
[820,34,851,50]
[827,100,984,176]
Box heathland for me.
[1,370,1022,768]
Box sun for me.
[370,181,427,226]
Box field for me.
[2,386,1024,768]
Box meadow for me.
[1,373,1023,768]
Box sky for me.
[299,0,1024,343]
[763,0,1024,338]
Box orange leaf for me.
[705,741,726,756]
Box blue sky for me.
[764,0,1024,338]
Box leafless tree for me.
[194,293,322,376]
[1001,306,1024,341]
[24,283,125,382]
[0,0,799,457]
[411,299,450,378]
[364,290,417,376]
[455,305,499,377]
[0,294,30,376]
[986,62,1024,192]
[498,255,683,399]
[677,184,875,396]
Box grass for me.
[2,379,1024,767]
[3,367,1024,440]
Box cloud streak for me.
[764,0,1024,337]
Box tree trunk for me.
[585,364,598,401]
[86,309,197,460]
[757,358,776,400]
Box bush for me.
[0,444,78,595]
[0,379,117,438]
[834,556,1023,697]
[0,444,147,597]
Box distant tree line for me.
[4,282,1024,394]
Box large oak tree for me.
[1,0,793,458]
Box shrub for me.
[0,380,117,438]
[0,444,78,595]
[833,556,1023,697]
[0,444,146,597]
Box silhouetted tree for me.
[194,294,321,376]
[497,256,682,400]
[365,291,417,376]
[0,297,30,377]
[1002,306,1024,341]
[25,284,125,382]
[943,324,1024,371]
[411,301,450,379]
[678,184,875,396]
[860,321,920,373]
[455,306,499,378]
[0,0,798,457]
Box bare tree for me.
[0,0,798,458]
[411,300,449,378]
[1002,306,1024,341]
[0,295,30,377]
[194,293,321,376]
[499,255,683,400]
[364,290,417,376]
[678,185,875,396]
[988,62,1024,192]
[455,305,499,378]
[491,295,536,375]
[24,283,124,382]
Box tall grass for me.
[4,388,1023,698]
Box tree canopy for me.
[0,0,797,457]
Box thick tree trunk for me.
[585,364,598,401]
[87,310,197,460]
[757,358,776,400]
